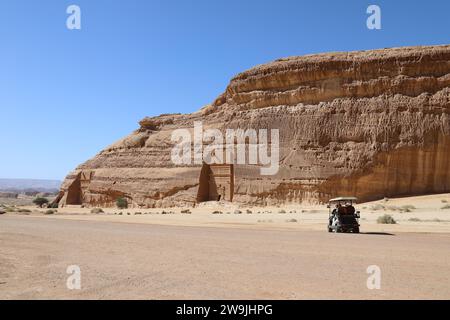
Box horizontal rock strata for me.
[58,45,450,207]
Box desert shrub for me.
[90,208,104,214]
[408,218,421,222]
[116,197,128,209]
[433,218,442,222]
[118,212,123,215]
[377,214,396,224]
[33,197,49,208]
[286,219,297,223]
[45,209,55,215]
[135,212,142,215]
[212,210,222,214]
[246,209,252,214]
[370,204,385,211]
[0,210,5,215]
[389,205,413,212]
[441,199,448,203]
[386,205,398,211]
[48,202,59,208]
[278,209,286,214]
[17,209,32,213]
[234,210,242,214]
[181,209,191,214]
[441,204,450,210]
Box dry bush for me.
[377,214,396,224]
[370,204,385,211]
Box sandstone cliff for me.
[58,45,450,208]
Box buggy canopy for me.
[329,197,358,203]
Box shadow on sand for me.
[360,232,395,236]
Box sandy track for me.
[1,215,449,299]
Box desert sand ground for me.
[1,194,450,299]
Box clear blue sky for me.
[1,0,449,180]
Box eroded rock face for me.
[58,45,450,208]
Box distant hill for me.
[0,179,61,193]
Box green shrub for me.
[377,214,396,224]
[48,202,59,208]
[116,197,128,209]
[33,197,49,208]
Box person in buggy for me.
[328,197,360,233]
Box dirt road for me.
[1,215,449,299]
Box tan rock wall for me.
[59,45,450,207]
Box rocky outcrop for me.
[58,45,450,207]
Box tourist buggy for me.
[327,197,360,233]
